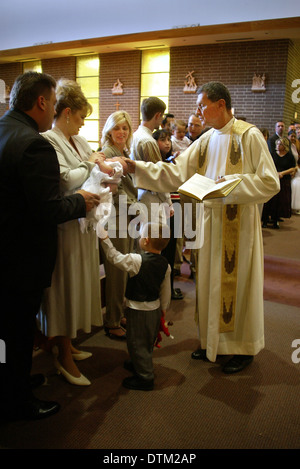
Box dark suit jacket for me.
[267,133,280,154]
[0,109,86,290]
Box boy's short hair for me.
[141,222,170,251]
[141,97,166,121]
[162,113,174,126]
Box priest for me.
[126,81,280,374]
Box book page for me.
[178,173,241,201]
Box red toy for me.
[155,316,174,348]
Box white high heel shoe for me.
[54,357,91,386]
[72,351,92,361]
[52,346,92,361]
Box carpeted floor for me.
[0,216,299,451]
[263,214,300,307]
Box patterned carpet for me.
[263,215,300,306]
[0,216,299,451]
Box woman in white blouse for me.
[39,79,105,385]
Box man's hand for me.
[103,182,119,194]
[77,189,100,212]
[123,158,136,173]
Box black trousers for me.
[162,201,181,291]
[125,307,161,381]
[0,286,43,405]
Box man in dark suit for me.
[186,113,204,142]
[0,72,100,421]
[267,121,285,153]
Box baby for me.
[79,155,123,233]
[171,119,191,154]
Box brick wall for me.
[169,39,293,133]
[42,57,76,82]
[99,50,141,140]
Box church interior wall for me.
[1,38,300,140]
[99,50,141,134]
[169,39,295,131]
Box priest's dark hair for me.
[198,81,232,110]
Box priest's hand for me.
[123,158,136,173]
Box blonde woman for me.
[100,111,138,339]
[39,79,105,385]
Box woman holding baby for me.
[38,79,109,385]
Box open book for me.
[178,173,241,201]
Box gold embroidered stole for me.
[197,120,254,332]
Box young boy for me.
[171,119,191,154]
[99,222,171,391]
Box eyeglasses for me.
[196,99,221,114]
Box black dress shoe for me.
[122,376,154,391]
[0,397,60,421]
[182,255,191,265]
[222,355,253,374]
[30,373,46,389]
[191,348,208,361]
[171,289,184,300]
[104,326,126,340]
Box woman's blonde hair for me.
[101,110,133,150]
[275,136,290,153]
[54,78,92,117]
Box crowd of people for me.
[261,120,300,228]
[0,72,281,422]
